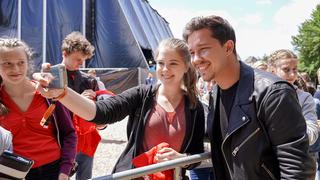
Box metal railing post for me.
[173,167,182,180]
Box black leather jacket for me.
[208,62,316,180]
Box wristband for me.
[53,88,67,101]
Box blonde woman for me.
[268,49,319,145]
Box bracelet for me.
[53,88,68,101]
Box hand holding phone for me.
[42,64,68,89]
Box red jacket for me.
[73,90,115,157]
[132,142,173,180]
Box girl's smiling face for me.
[156,47,187,86]
[0,47,29,85]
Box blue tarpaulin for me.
[88,0,148,68]
[130,0,159,52]
[0,1,17,39]
[46,0,83,65]
[118,0,151,50]
[0,0,173,91]
[0,0,173,68]
[21,0,43,68]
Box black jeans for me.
[25,159,60,180]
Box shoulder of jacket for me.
[253,69,295,101]
[254,70,283,88]
[139,84,157,96]
[124,84,154,101]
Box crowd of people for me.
[0,14,320,180]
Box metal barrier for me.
[92,152,211,180]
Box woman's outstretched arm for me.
[34,72,97,120]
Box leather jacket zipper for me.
[221,125,247,178]
[261,163,276,180]
[221,114,251,178]
[232,128,260,156]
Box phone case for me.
[45,64,68,89]
[0,150,34,179]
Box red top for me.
[143,98,186,152]
[0,89,60,168]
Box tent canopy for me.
[0,0,173,70]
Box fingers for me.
[33,63,64,99]
[96,124,108,130]
[155,148,179,162]
[157,147,172,154]
[41,63,51,72]
[35,81,44,93]
[32,72,54,87]
[35,82,52,98]
[58,173,69,180]
[35,81,65,99]
[154,147,187,163]
[32,72,45,82]
[81,89,96,100]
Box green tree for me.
[292,4,320,80]
[259,54,269,62]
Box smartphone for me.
[43,64,68,89]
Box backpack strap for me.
[40,89,67,128]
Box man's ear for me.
[224,40,234,55]
[62,50,68,58]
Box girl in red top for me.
[0,38,76,180]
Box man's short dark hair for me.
[183,15,237,55]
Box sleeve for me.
[315,99,320,119]
[261,83,316,179]
[92,86,144,125]
[185,101,205,170]
[187,101,205,154]
[300,93,319,145]
[54,102,77,175]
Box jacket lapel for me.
[226,62,255,136]
[207,85,219,141]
